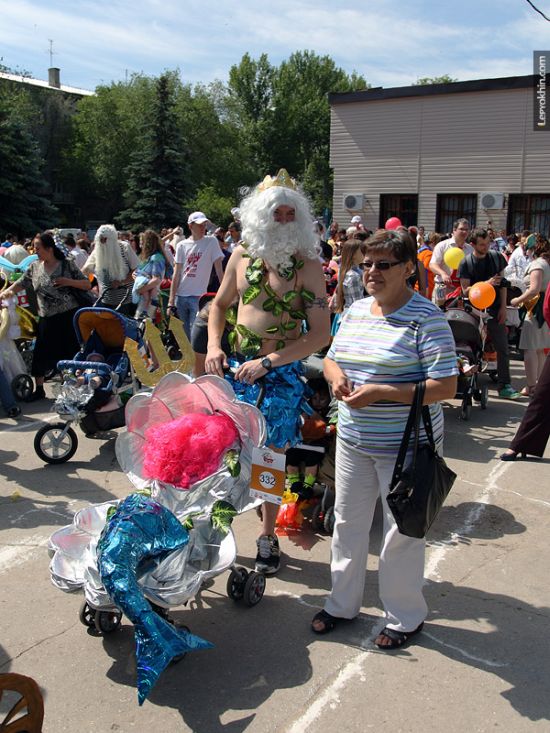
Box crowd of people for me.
[2,174,550,651]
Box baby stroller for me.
[0,296,35,402]
[33,307,143,464]
[445,300,490,420]
[48,372,267,704]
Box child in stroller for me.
[34,308,142,463]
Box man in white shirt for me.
[504,230,532,290]
[67,237,89,270]
[168,212,225,337]
[429,218,474,305]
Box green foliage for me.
[67,74,157,217]
[228,50,368,211]
[0,97,57,235]
[117,73,188,230]
[184,184,235,228]
[210,500,237,534]
[413,75,458,86]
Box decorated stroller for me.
[445,301,490,420]
[33,308,143,464]
[48,372,267,704]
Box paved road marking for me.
[0,534,50,574]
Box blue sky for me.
[0,0,547,91]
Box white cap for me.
[187,211,209,225]
[231,207,241,219]
[351,215,362,224]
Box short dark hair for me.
[228,221,241,233]
[364,229,416,264]
[469,227,488,244]
[453,218,470,230]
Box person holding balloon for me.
[429,219,473,306]
[458,228,520,400]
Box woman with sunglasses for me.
[312,229,458,649]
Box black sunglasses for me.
[360,260,403,271]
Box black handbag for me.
[62,261,97,307]
[387,381,456,539]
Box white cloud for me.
[0,0,546,90]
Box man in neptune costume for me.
[48,372,266,705]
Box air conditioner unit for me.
[480,192,505,210]
[343,193,364,211]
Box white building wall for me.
[330,83,549,233]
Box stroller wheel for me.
[78,601,96,628]
[480,384,489,409]
[227,567,248,601]
[243,571,266,607]
[34,422,78,464]
[11,373,33,402]
[459,402,471,421]
[323,506,336,535]
[94,610,122,634]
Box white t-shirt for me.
[174,236,224,296]
[431,237,474,282]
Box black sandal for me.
[374,622,424,650]
[311,610,346,635]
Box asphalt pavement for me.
[1,359,549,733]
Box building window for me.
[379,194,418,228]
[436,194,477,235]
[507,194,550,236]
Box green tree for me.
[228,51,368,211]
[184,184,236,228]
[117,73,188,230]
[0,98,57,235]
[67,74,157,218]
[413,75,458,85]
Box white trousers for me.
[324,438,428,632]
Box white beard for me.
[246,221,307,271]
[95,241,127,281]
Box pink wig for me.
[142,412,239,488]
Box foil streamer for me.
[225,357,312,448]
[97,493,213,705]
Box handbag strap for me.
[390,380,425,489]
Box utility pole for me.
[48,39,55,67]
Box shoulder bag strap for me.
[390,381,425,489]
[421,403,437,451]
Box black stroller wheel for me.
[78,601,96,628]
[11,373,33,401]
[94,610,122,634]
[34,422,78,464]
[459,401,471,421]
[243,571,266,607]
[480,384,489,409]
[227,567,248,600]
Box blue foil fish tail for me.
[136,611,213,706]
[97,493,214,704]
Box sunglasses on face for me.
[360,260,403,271]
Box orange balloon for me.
[469,282,496,309]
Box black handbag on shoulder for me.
[62,260,97,308]
[387,381,456,539]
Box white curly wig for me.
[240,183,319,270]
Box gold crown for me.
[258,168,296,192]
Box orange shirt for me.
[417,247,435,299]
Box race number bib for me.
[249,447,286,504]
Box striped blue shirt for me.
[327,292,458,456]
